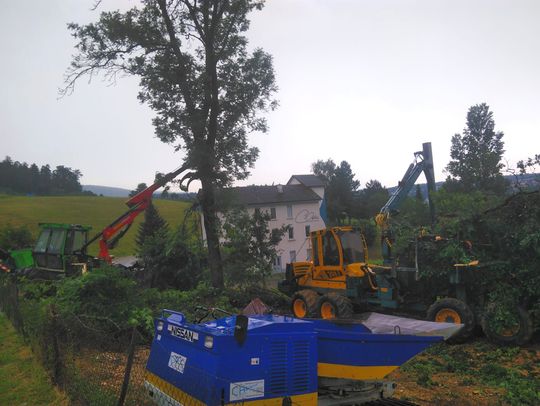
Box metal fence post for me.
[117,326,138,406]
[49,304,63,386]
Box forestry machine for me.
[278,142,534,345]
[0,166,186,277]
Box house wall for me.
[247,200,325,272]
[200,199,326,273]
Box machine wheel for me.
[427,297,475,341]
[291,290,319,318]
[481,303,533,346]
[318,292,353,319]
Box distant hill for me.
[83,185,131,197]
[83,184,197,201]
[387,173,540,198]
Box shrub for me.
[0,224,34,250]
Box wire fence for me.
[0,277,152,406]
[0,276,316,406]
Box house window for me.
[274,256,282,267]
[270,207,276,219]
[288,226,294,240]
[306,248,312,261]
[290,250,297,263]
[305,225,310,237]
[287,205,293,219]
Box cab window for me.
[34,229,51,253]
[47,229,66,254]
[312,234,321,266]
[322,231,340,266]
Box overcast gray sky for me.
[1,0,539,191]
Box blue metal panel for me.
[145,314,318,404]
[312,320,440,367]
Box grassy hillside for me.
[0,195,194,256]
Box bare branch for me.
[91,0,103,11]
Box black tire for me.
[481,303,533,346]
[427,297,475,341]
[317,292,353,319]
[291,290,319,318]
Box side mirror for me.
[234,315,248,346]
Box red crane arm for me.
[83,165,187,263]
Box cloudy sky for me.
[1,0,539,191]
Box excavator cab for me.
[279,226,379,318]
[32,223,91,273]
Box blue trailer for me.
[144,310,459,405]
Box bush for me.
[0,224,34,250]
[54,267,147,342]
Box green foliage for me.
[54,267,146,335]
[136,202,169,250]
[138,225,204,290]
[445,103,507,195]
[398,196,431,227]
[129,183,148,198]
[0,223,34,250]
[0,156,84,196]
[312,159,360,224]
[355,218,377,247]
[353,179,389,220]
[65,0,279,288]
[222,208,286,286]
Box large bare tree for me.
[62,0,277,288]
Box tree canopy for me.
[0,156,84,195]
[445,103,507,194]
[64,0,277,287]
[312,159,360,225]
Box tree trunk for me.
[200,176,224,289]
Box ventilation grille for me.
[269,340,288,394]
[268,338,312,395]
[291,340,310,392]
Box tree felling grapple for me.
[144,310,461,405]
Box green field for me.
[0,195,194,256]
[0,313,68,405]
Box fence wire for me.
[0,276,314,406]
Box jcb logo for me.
[325,270,341,278]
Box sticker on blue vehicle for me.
[230,379,265,401]
[168,352,187,374]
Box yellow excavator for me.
[278,142,534,345]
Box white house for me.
[200,174,326,272]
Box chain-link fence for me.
[0,276,152,406]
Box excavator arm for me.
[376,142,435,264]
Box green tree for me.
[136,202,169,250]
[445,103,507,194]
[64,0,277,288]
[354,179,389,219]
[50,165,83,194]
[222,208,286,287]
[312,159,360,224]
[129,183,148,198]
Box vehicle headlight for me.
[204,335,214,349]
[157,321,164,331]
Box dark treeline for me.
[0,156,90,196]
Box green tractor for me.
[0,165,188,277]
[0,223,97,276]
